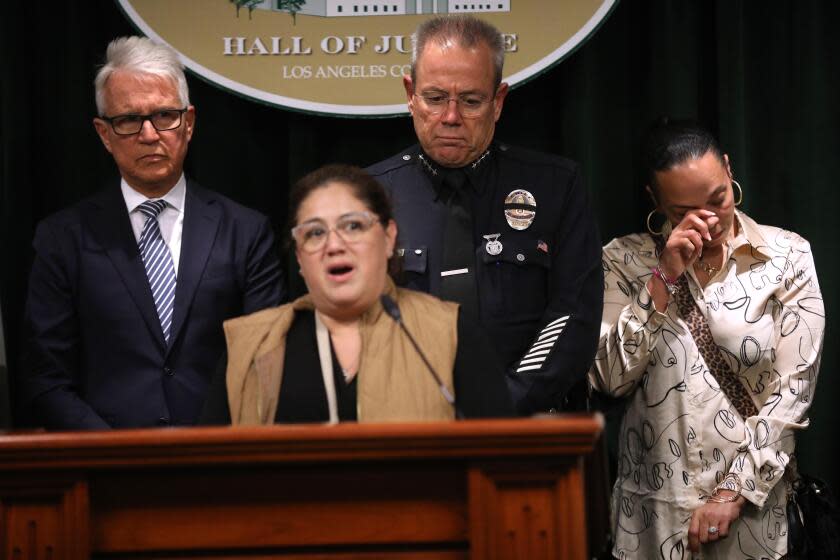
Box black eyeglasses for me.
[99,108,188,136]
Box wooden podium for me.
[0,415,602,560]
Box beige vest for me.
[223,279,459,424]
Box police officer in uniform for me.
[367,15,603,415]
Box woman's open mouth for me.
[327,263,355,281]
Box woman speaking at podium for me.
[201,164,512,424]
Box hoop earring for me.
[732,179,743,206]
[646,210,664,236]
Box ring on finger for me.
[708,526,718,534]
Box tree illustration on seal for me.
[230,0,307,24]
[230,0,261,19]
[277,0,306,23]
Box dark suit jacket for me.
[20,179,284,429]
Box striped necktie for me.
[137,200,177,343]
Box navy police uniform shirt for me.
[367,142,603,415]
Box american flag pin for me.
[537,240,549,253]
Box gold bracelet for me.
[702,473,742,503]
[706,491,741,503]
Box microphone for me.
[380,294,464,419]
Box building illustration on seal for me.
[254,0,511,17]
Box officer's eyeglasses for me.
[291,211,382,253]
[99,108,188,136]
[414,91,494,118]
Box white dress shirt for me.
[121,175,186,273]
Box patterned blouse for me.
[589,211,824,559]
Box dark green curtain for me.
[2,0,837,485]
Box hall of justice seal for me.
[504,189,536,230]
[483,233,503,256]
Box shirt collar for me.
[417,144,494,199]
[121,174,187,214]
[728,210,774,258]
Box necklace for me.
[694,252,721,276]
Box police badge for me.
[504,189,536,230]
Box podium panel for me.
[0,416,602,559]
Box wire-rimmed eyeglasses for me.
[291,211,382,253]
[413,91,494,118]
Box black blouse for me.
[274,310,357,422]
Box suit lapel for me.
[86,185,167,349]
[167,181,221,353]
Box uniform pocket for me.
[400,245,428,274]
[394,245,429,292]
[479,236,551,269]
[479,235,551,319]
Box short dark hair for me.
[287,164,394,247]
[643,118,726,197]
[411,15,505,89]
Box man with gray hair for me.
[20,36,283,429]
[367,16,602,414]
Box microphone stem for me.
[401,323,452,402]
[380,294,464,419]
[396,319,463,419]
